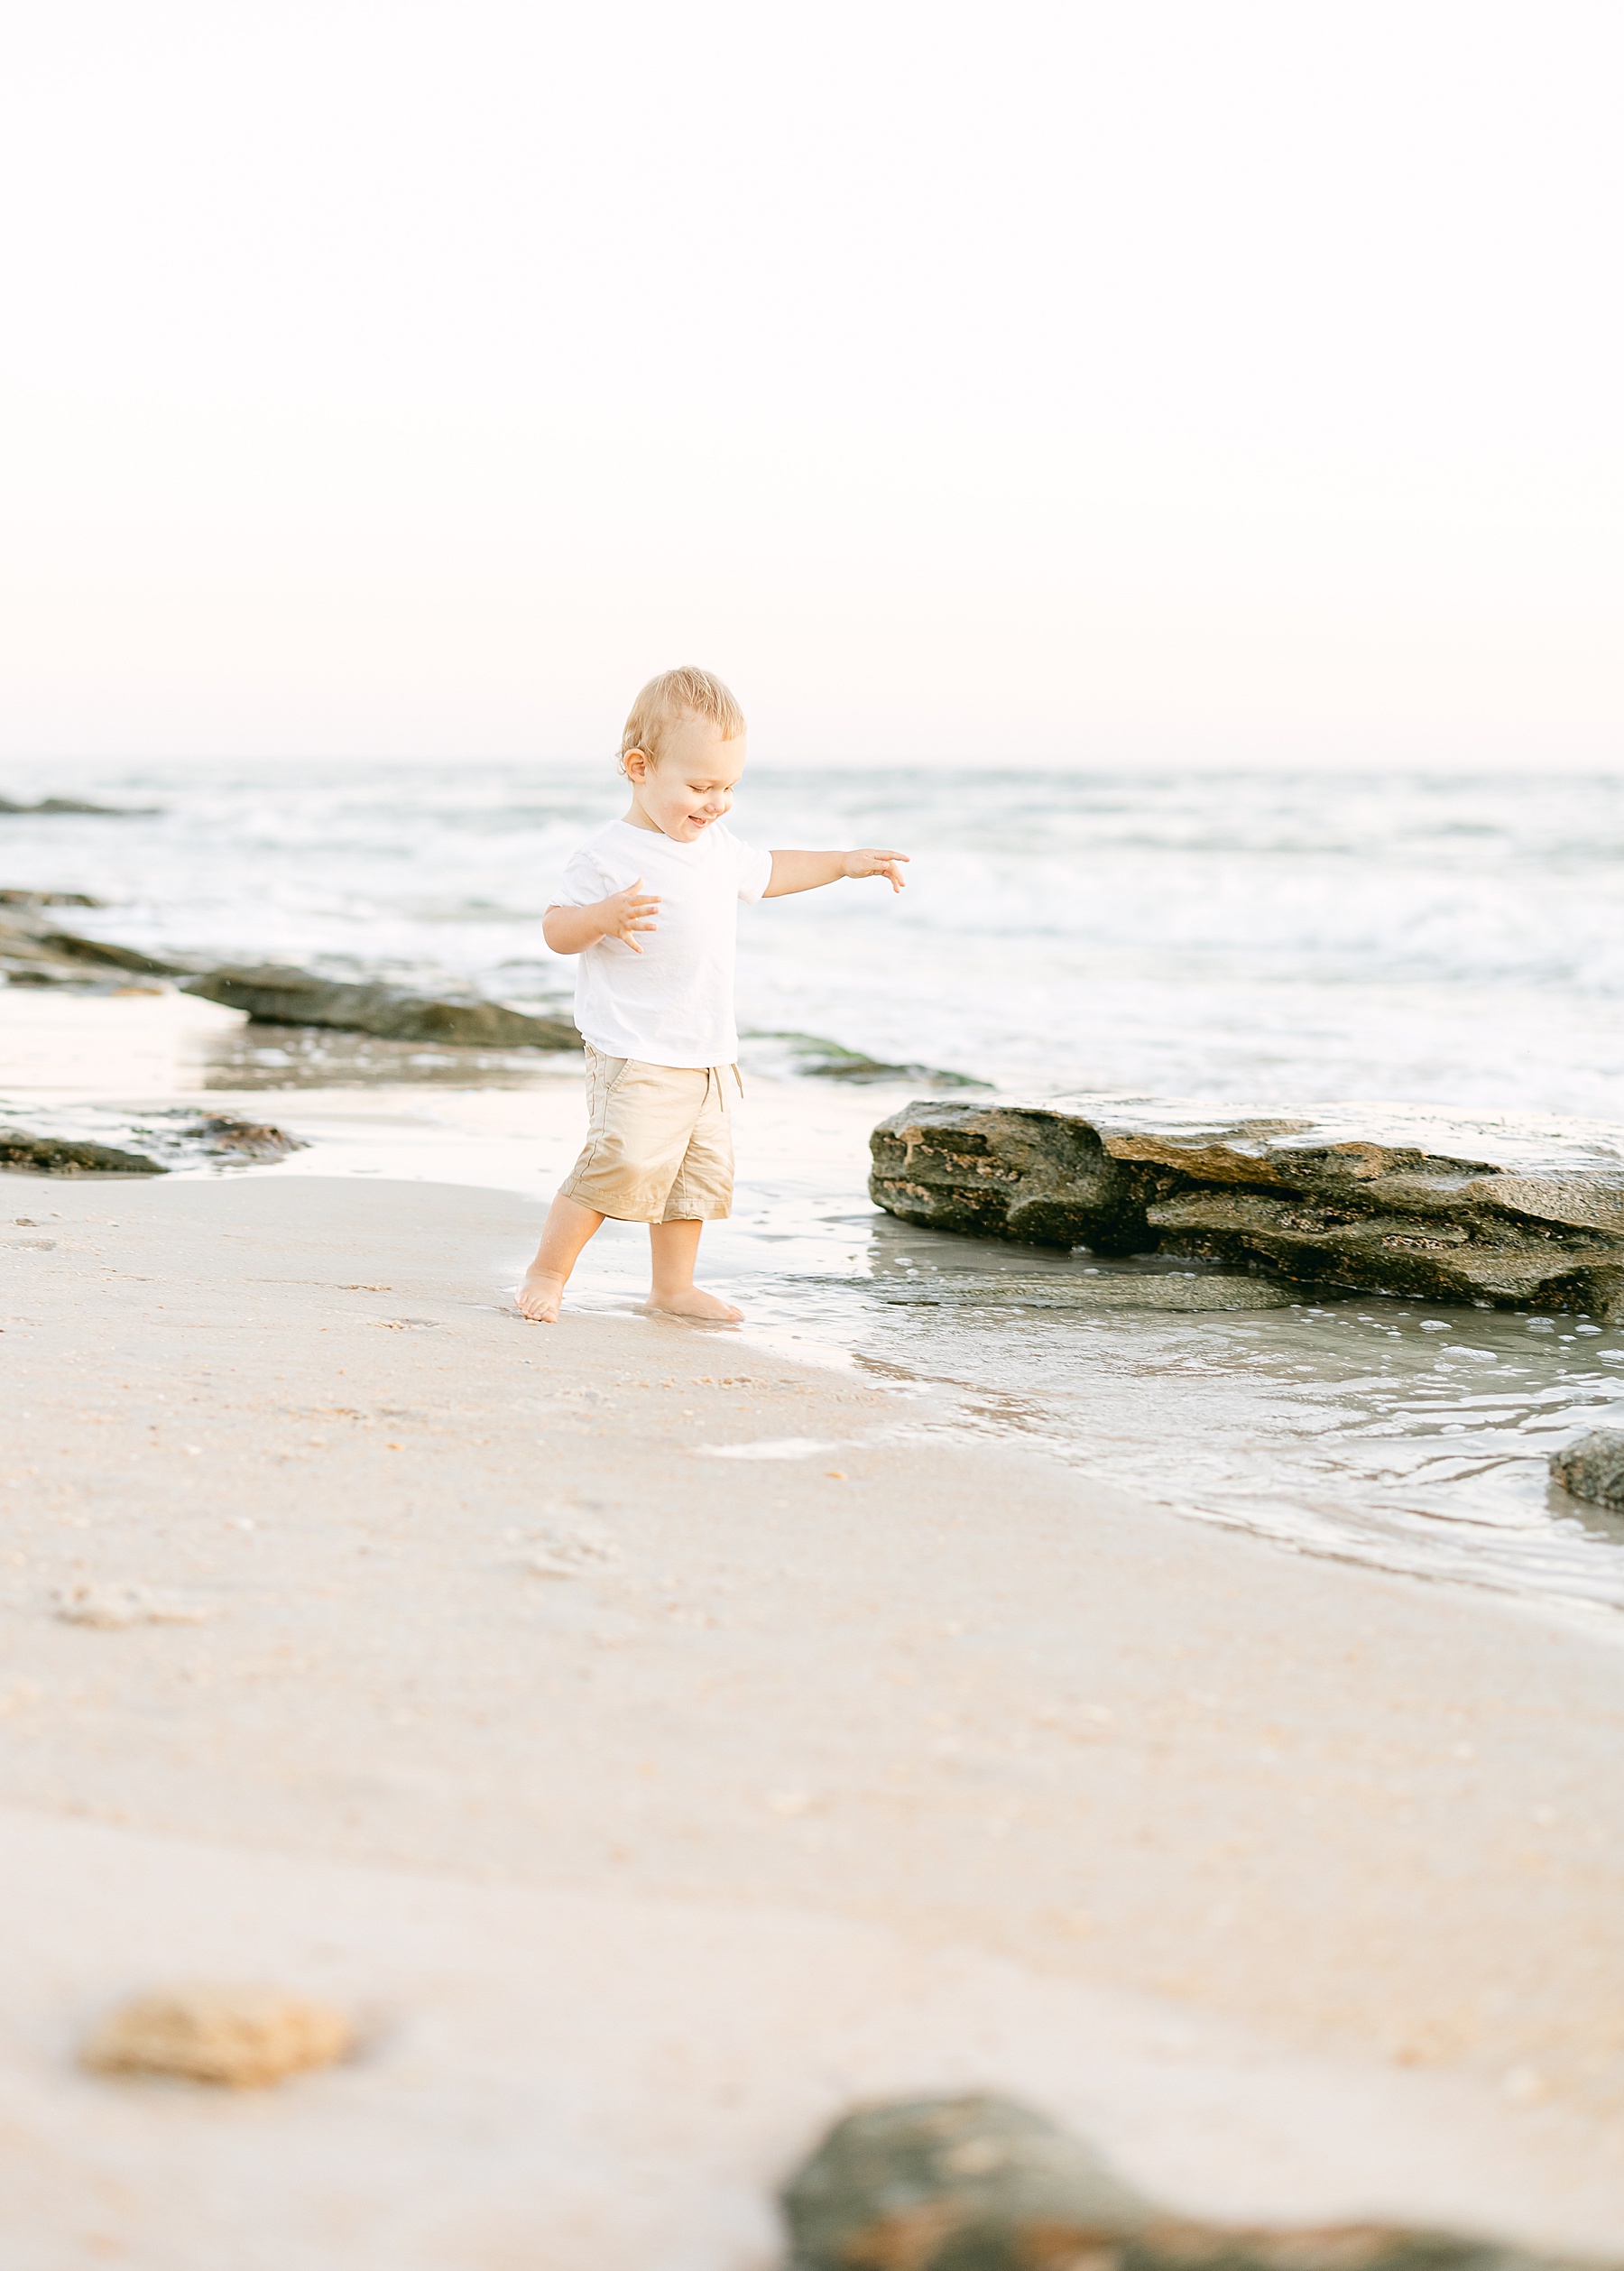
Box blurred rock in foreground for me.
[780,2094,1597,2271]
[182,965,579,1049]
[84,1987,351,2088]
[871,1096,1624,1320]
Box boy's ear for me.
[624,747,651,783]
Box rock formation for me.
[870,1095,1624,1320]
[780,2094,1579,2271]
[181,965,579,1049]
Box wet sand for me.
[3,1159,1623,2265]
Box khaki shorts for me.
[558,1047,738,1223]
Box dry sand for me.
[3,1151,1624,2266]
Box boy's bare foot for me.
[641,1287,743,1323]
[516,1266,567,1322]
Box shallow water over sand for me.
[60,1066,1612,1617]
[564,1109,1624,1612]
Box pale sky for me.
[2,0,1619,769]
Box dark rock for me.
[780,2094,1585,2271]
[181,965,580,1049]
[0,1131,166,1175]
[0,796,153,817]
[870,1097,1624,1320]
[1551,1428,1624,1510]
[0,1111,307,1175]
[781,2095,1150,2271]
[0,889,105,907]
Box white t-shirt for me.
[550,818,773,1067]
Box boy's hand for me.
[600,881,660,950]
[762,847,910,899]
[841,848,909,892]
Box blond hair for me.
[619,666,744,774]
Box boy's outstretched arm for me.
[763,849,909,898]
[543,882,660,955]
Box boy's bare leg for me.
[517,1193,604,1322]
[643,1218,743,1322]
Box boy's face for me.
[626,713,747,843]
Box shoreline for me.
[5,983,1624,1612]
[3,1168,1623,2258]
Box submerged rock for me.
[870,1095,1624,1320]
[1551,1428,1624,1510]
[187,1113,306,1160]
[0,888,105,907]
[0,795,152,817]
[750,1030,990,1088]
[781,2093,1587,2271]
[182,964,580,1049]
[873,1270,1296,1311]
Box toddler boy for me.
[517,666,907,1324]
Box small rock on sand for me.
[1550,1427,1624,1510]
[52,1583,213,1629]
[83,1988,352,2088]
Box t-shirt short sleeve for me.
[731,832,773,902]
[549,846,614,909]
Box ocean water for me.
[7,761,1624,1112]
[5,759,1624,1608]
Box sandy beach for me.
[9,1,1624,2254]
[4,1116,1624,2263]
